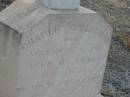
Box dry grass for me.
[116,32,130,49]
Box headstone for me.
[0,0,112,97]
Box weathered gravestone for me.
[0,0,112,97]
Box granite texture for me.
[0,1,112,97]
[41,0,80,9]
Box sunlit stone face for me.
[41,0,80,9]
[0,0,112,97]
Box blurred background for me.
[0,0,130,97]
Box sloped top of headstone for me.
[41,0,80,9]
[0,0,96,34]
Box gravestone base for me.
[0,1,112,97]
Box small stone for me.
[41,0,80,9]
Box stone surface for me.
[96,94,104,97]
[41,0,80,9]
[0,1,112,97]
[20,0,35,3]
